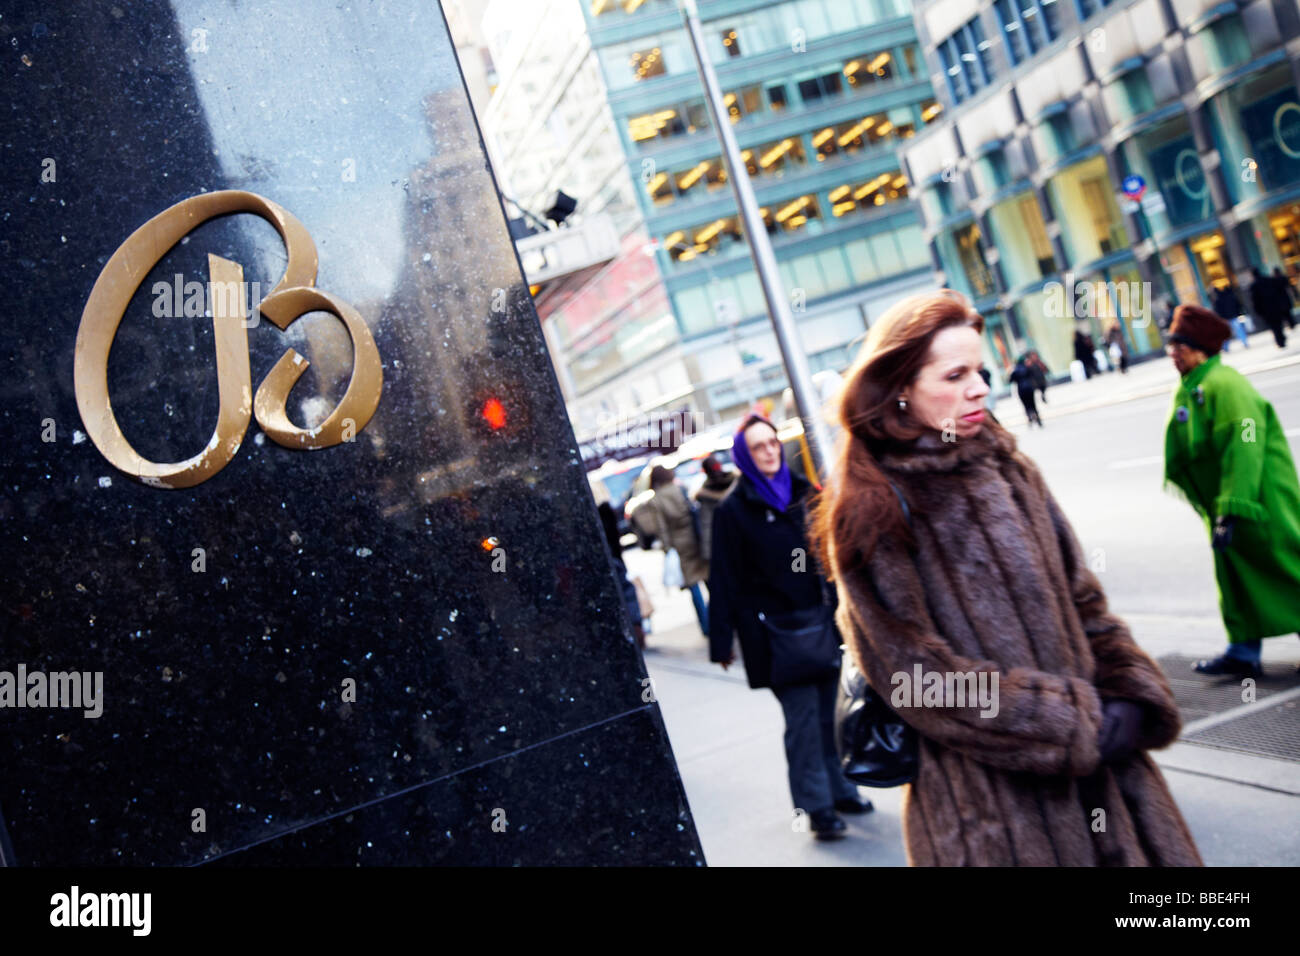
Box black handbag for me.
[758,603,841,689]
[833,480,918,787]
[834,651,918,787]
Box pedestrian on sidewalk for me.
[1105,320,1130,373]
[1009,354,1044,427]
[1162,304,1300,678]
[643,465,710,636]
[1248,267,1289,349]
[1272,267,1298,330]
[1211,283,1249,351]
[1027,349,1049,404]
[1074,329,1100,378]
[708,415,871,840]
[691,455,737,566]
[810,289,1203,867]
[597,501,645,648]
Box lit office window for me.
[938,17,995,104]
[828,171,909,218]
[921,99,944,124]
[723,85,765,124]
[627,107,686,142]
[843,51,893,87]
[994,0,1061,65]
[629,46,666,81]
[812,110,910,162]
[742,137,807,177]
[763,195,822,234]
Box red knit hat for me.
[1169,304,1233,355]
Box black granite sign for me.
[0,0,701,865]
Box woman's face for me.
[900,325,990,440]
[743,423,782,479]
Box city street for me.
[630,338,1300,866]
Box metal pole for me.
[677,0,835,479]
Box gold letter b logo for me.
[74,190,382,488]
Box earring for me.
[897,397,908,411]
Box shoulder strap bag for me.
[833,481,919,787]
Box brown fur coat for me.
[831,425,1203,866]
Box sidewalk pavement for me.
[627,510,1300,868]
[994,331,1300,429]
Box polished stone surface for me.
[0,1,701,865]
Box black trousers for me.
[1018,388,1042,425]
[771,672,860,814]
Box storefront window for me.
[1209,64,1300,203]
[1189,230,1232,291]
[1120,116,1211,236]
[1249,204,1300,274]
[1047,154,1129,265]
[1014,291,1074,374]
[1159,242,1205,304]
[937,223,997,298]
[987,192,1057,288]
[1107,265,1163,353]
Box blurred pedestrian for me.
[1273,267,1298,329]
[1009,354,1044,427]
[691,455,736,565]
[1105,320,1129,373]
[1074,329,1100,378]
[1210,282,1248,351]
[1163,304,1300,677]
[1248,267,1289,348]
[709,414,870,840]
[643,465,710,635]
[597,501,644,648]
[810,289,1202,867]
[1027,349,1049,403]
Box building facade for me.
[903,0,1300,381]
[584,0,950,423]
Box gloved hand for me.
[1098,698,1145,764]
[1212,516,1236,550]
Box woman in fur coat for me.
[810,290,1203,867]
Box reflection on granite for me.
[213,709,700,866]
[0,1,702,865]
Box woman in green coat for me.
[1162,304,1300,676]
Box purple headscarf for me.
[732,415,792,512]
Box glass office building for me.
[903,0,1300,382]
[583,0,944,421]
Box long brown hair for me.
[808,290,1002,577]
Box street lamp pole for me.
[676,0,836,480]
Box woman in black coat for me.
[708,414,869,840]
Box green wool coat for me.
[1163,354,1300,643]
